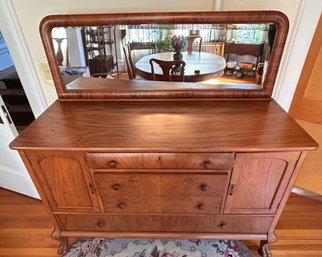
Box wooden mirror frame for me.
[40,11,289,100]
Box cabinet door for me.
[224,152,300,214]
[26,151,101,212]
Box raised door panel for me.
[224,152,300,214]
[26,151,101,212]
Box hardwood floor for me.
[0,188,321,257]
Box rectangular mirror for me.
[40,11,288,99]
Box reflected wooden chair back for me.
[129,42,156,63]
[186,36,202,53]
[129,42,156,52]
[122,44,135,80]
[149,58,186,82]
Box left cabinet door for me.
[25,151,101,212]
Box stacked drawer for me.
[87,153,234,215]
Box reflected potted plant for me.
[154,27,173,52]
[171,35,187,61]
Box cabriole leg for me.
[258,240,272,257]
[51,227,69,255]
[258,232,276,257]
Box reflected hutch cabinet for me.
[10,11,317,257]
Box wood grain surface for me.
[10,100,317,151]
[56,213,273,234]
[87,153,234,169]
[224,152,300,215]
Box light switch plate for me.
[37,57,54,85]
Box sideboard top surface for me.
[10,100,317,152]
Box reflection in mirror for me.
[52,23,276,87]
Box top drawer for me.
[86,153,234,170]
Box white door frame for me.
[0,0,48,118]
[273,0,322,111]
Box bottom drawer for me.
[56,214,273,234]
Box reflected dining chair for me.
[186,35,203,53]
[129,42,156,64]
[122,44,135,80]
[149,58,186,82]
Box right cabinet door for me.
[224,152,300,214]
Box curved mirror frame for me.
[40,11,289,99]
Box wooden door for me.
[224,152,300,214]
[289,14,322,194]
[26,151,100,212]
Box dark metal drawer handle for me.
[117,202,126,209]
[200,183,208,192]
[112,183,121,191]
[197,203,205,211]
[219,221,227,229]
[89,183,95,194]
[203,160,212,168]
[108,160,117,168]
[96,219,105,227]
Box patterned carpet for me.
[63,238,255,257]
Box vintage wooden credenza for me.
[10,11,318,257]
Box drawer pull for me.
[219,221,227,229]
[200,183,209,192]
[88,183,95,194]
[96,220,105,227]
[112,184,121,191]
[117,202,127,209]
[197,203,206,211]
[203,160,212,168]
[229,184,236,196]
[108,160,117,168]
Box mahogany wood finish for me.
[11,9,317,257]
[87,153,234,170]
[39,11,289,99]
[10,100,317,151]
[10,99,317,256]
[224,152,300,215]
[92,172,229,196]
[56,214,273,234]
[64,77,262,99]
[94,172,229,214]
[149,58,186,82]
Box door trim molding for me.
[0,0,48,117]
[273,0,322,111]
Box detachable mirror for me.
[40,11,288,99]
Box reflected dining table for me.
[135,51,226,82]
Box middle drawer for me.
[93,171,229,214]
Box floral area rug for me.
[63,238,256,257]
